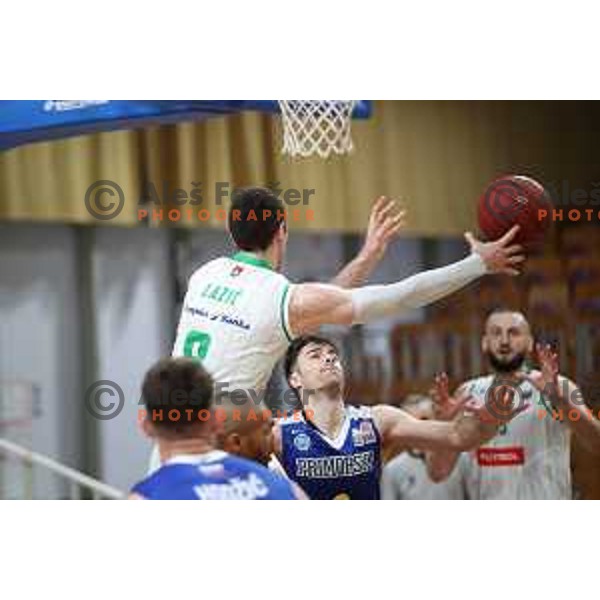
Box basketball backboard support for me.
[0,101,372,151]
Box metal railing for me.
[0,437,124,500]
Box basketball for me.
[477,175,552,247]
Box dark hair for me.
[283,335,339,382]
[141,357,213,435]
[228,186,286,251]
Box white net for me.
[278,100,357,158]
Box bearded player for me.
[149,187,524,471]
[433,309,600,499]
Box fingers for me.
[499,224,521,245]
[464,231,477,250]
[491,249,525,275]
[535,342,546,362]
[536,343,560,384]
[502,260,525,275]
[373,196,395,224]
[432,373,449,414]
[371,195,388,219]
[506,255,526,265]
[505,244,524,256]
[454,394,470,409]
[371,197,406,241]
[434,372,449,386]
[466,227,520,248]
[434,372,449,398]
[542,343,558,362]
[382,211,406,238]
[500,244,525,275]
[536,343,559,369]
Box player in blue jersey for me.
[272,335,524,499]
[130,357,305,500]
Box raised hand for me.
[330,196,407,288]
[361,196,406,263]
[520,343,561,402]
[431,372,469,421]
[464,225,525,275]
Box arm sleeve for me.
[350,254,487,324]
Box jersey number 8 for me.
[183,330,212,360]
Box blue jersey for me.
[132,450,298,500]
[279,406,382,500]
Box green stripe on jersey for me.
[280,284,292,342]
[232,252,273,271]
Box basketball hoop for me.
[277,100,357,158]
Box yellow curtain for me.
[0,101,595,235]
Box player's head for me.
[482,309,533,373]
[228,186,287,270]
[284,335,344,400]
[140,357,215,440]
[216,398,274,466]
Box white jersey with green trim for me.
[172,251,294,393]
[149,252,294,474]
[459,375,572,500]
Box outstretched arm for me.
[372,404,464,455]
[371,403,494,456]
[331,197,406,288]
[371,385,526,459]
[288,225,524,335]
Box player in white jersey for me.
[170,192,411,392]
[150,187,524,471]
[433,310,600,499]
